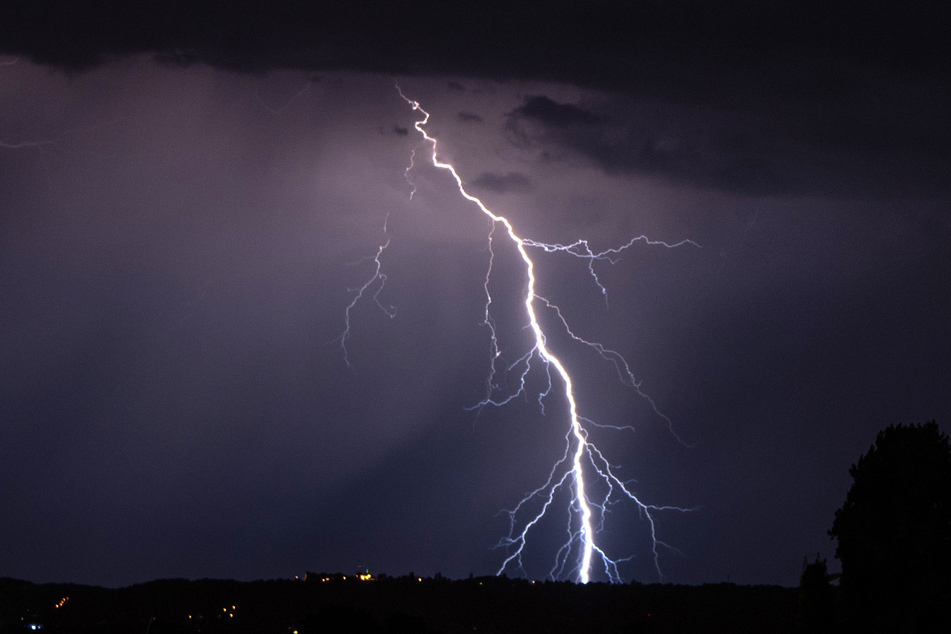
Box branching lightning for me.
[335,213,396,368]
[340,86,698,583]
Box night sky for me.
[2,2,949,588]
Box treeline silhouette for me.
[797,421,950,633]
[1,574,797,633]
[824,421,950,633]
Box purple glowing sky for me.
[2,2,949,587]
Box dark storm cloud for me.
[457,111,483,124]
[504,95,799,195]
[469,171,535,194]
[5,2,947,82]
[505,93,951,197]
[3,2,949,197]
[510,96,605,128]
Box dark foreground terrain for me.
[1,574,799,633]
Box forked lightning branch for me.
[338,87,697,583]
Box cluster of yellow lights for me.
[319,574,374,582]
[54,597,69,609]
[187,606,235,620]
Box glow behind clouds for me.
[390,90,700,582]
[1,56,949,588]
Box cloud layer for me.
[4,2,949,198]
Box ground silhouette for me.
[1,574,799,633]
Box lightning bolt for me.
[343,86,698,583]
[335,213,396,368]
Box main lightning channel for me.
[397,90,598,581]
[393,88,695,584]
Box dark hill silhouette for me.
[1,574,798,633]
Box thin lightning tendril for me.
[1,139,57,190]
[342,86,698,583]
[335,213,396,367]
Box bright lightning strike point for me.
[345,86,698,584]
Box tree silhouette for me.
[796,554,835,632]
[829,421,951,633]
